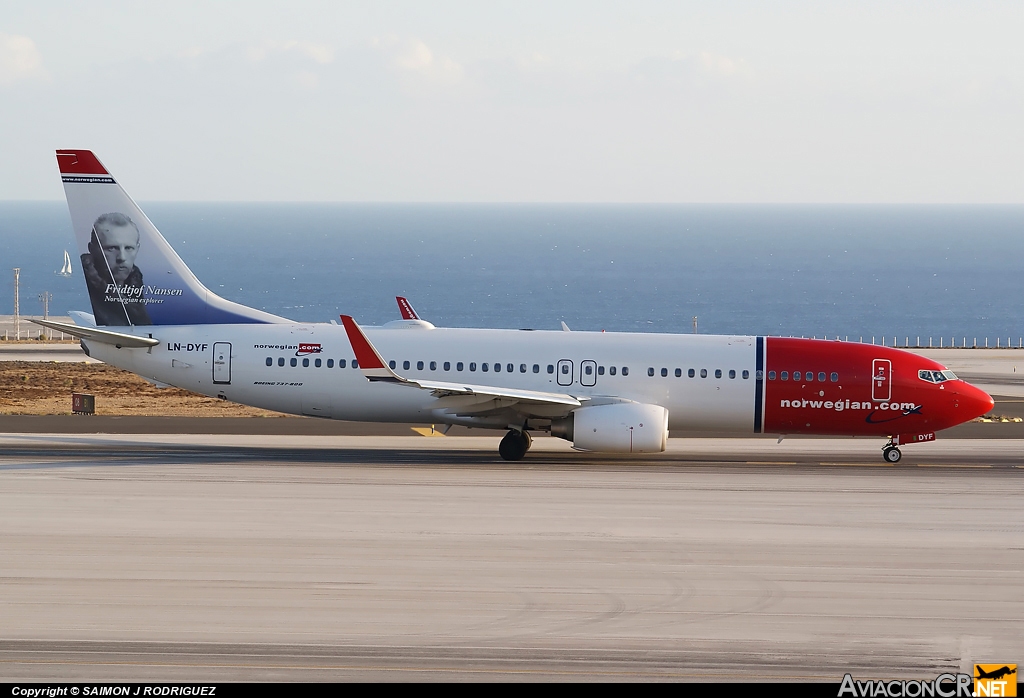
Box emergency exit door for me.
[871,359,891,401]
[213,342,232,384]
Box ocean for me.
[1,202,1023,342]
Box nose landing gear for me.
[498,429,532,461]
[882,442,902,463]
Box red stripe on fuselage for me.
[762,338,988,436]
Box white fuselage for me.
[84,323,760,432]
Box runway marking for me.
[818,462,893,467]
[744,461,797,465]
[410,427,446,437]
[916,463,992,468]
[0,658,836,679]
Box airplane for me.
[975,666,1016,681]
[34,149,995,462]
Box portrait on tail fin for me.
[81,212,152,326]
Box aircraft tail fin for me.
[396,296,420,320]
[56,150,289,327]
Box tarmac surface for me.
[0,433,1021,681]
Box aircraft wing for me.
[28,318,159,348]
[340,315,583,408]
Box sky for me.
[1,1,1022,202]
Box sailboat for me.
[57,249,73,277]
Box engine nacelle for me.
[551,403,669,453]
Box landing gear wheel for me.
[883,446,902,463]
[499,430,529,461]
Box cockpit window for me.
[919,369,958,383]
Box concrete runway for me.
[0,342,97,363]
[0,434,1021,681]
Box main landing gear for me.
[882,442,902,463]
[498,429,532,461]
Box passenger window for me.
[547,365,554,374]
[598,366,605,375]
[482,363,489,372]
[675,368,681,377]
[715,369,722,378]
[443,361,450,371]
[781,371,788,380]
[520,364,527,373]
[742,370,749,379]
[470,362,477,372]
[561,364,569,375]
[278,357,285,367]
[457,362,464,371]
[729,369,736,379]
[403,360,410,370]
[315,358,321,368]
[700,368,707,378]
[265,357,272,366]
[290,358,297,367]
[532,364,540,373]
[302,358,309,367]
[493,363,500,372]
[768,371,776,380]
[622,367,629,376]
[417,361,424,370]
[430,361,436,370]
[660,368,668,377]
[352,360,358,368]
[648,367,655,377]
[389,360,396,369]
[688,368,695,378]
[830,372,838,382]
[508,363,514,373]
[327,359,334,368]
[793,371,801,381]
[339,359,347,368]
[609,366,617,376]
[818,372,826,382]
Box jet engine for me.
[551,403,669,453]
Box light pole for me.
[39,291,52,340]
[13,268,19,340]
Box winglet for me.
[340,315,404,382]
[396,296,419,320]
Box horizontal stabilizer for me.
[28,318,159,348]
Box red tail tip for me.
[56,150,109,175]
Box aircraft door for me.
[213,342,232,384]
[557,359,574,386]
[871,358,891,401]
[580,360,597,387]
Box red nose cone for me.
[957,383,995,422]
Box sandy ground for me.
[0,360,289,417]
